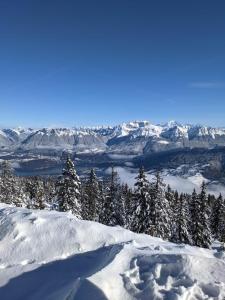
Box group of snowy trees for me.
[0,158,225,249]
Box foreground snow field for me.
[0,204,225,300]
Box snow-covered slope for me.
[0,204,225,300]
[21,128,107,152]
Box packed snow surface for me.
[109,167,225,197]
[0,204,225,300]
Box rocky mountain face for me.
[1,121,225,155]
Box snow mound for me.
[0,204,225,300]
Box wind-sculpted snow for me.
[0,204,225,299]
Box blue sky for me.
[0,0,224,127]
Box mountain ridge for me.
[1,120,225,154]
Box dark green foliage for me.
[101,167,125,226]
[56,157,82,217]
[131,167,151,233]
[0,160,223,249]
[172,193,192,244]
[190,183,212,248]
[150,173,171,239]
[82,169,100,221]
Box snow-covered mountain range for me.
[1,121,225,154]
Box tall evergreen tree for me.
[131,167,151,233]
[25,178,37,209]
[150,172,171,239]
[191,183,212,248]
[172,193,192,244]
[98,180,107,223]
[189,189,198,228]
[101,167,125,226]
[211,194,223,238]
[166,185,177,238]
[56,157,82,218]
[33,178,46,210]
[82,169,100,221]
[43,177,56,207]
[217,195,225,243]
[122,183,133,229]
[0,160,24,207]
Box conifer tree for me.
[172,193,192,244]
[122,183,133,229]
[217,195,225,243]
[82,169,100,221]
[166,185,177,238]
[101,167,125,226]
[98,180,107,223]
[25,178,37,209]
[0,160,24,206]
[211,194,223,238]
[33,178,46,210]
[43,177,56,207]
[189,189,198,225]
[191,183,212,248]
[150,172,171,239]
[131,167,151,233]
[56,157,82,218]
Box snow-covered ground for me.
[110,167,225,197]
[0,204,225,299]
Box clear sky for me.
[0,0,224,127]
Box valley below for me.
[1,120,225,195]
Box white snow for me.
[113,167,225,197]
[0,204,225,300]
[111,121,163,138]
[0,130,7,138]
[2,120,225,153]
[157,140,170,144]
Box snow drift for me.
[0,204,225,300]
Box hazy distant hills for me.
[1,121,225,155]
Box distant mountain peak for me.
[1,120,225,154]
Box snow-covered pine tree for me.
[99,171,115,226]
[56,157,82,218]
[165,185,177,238]
[211,194,223,238]
[14,177,28,207]
[115,184,126,227]
[172,193,192,244]
[207,194,215,211]
[189,189,201,247]
[43,177,56,207]
[0,160,13,177]
[33,178,46,210]
[82,169,100,221]
[217,195,225,243]
[0,160,12,204]
[0,160,24,207]
[150,172,171,239]
[198,182,212,248]
[101,167,125,226]
[25,178,37,209]
[191,183,212,248]
[106,167,125,226]
[26,177,46,209]
[122,183,133,229]
[98,180,107,223]
[189,188,198,224]
[131,167,151,234]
